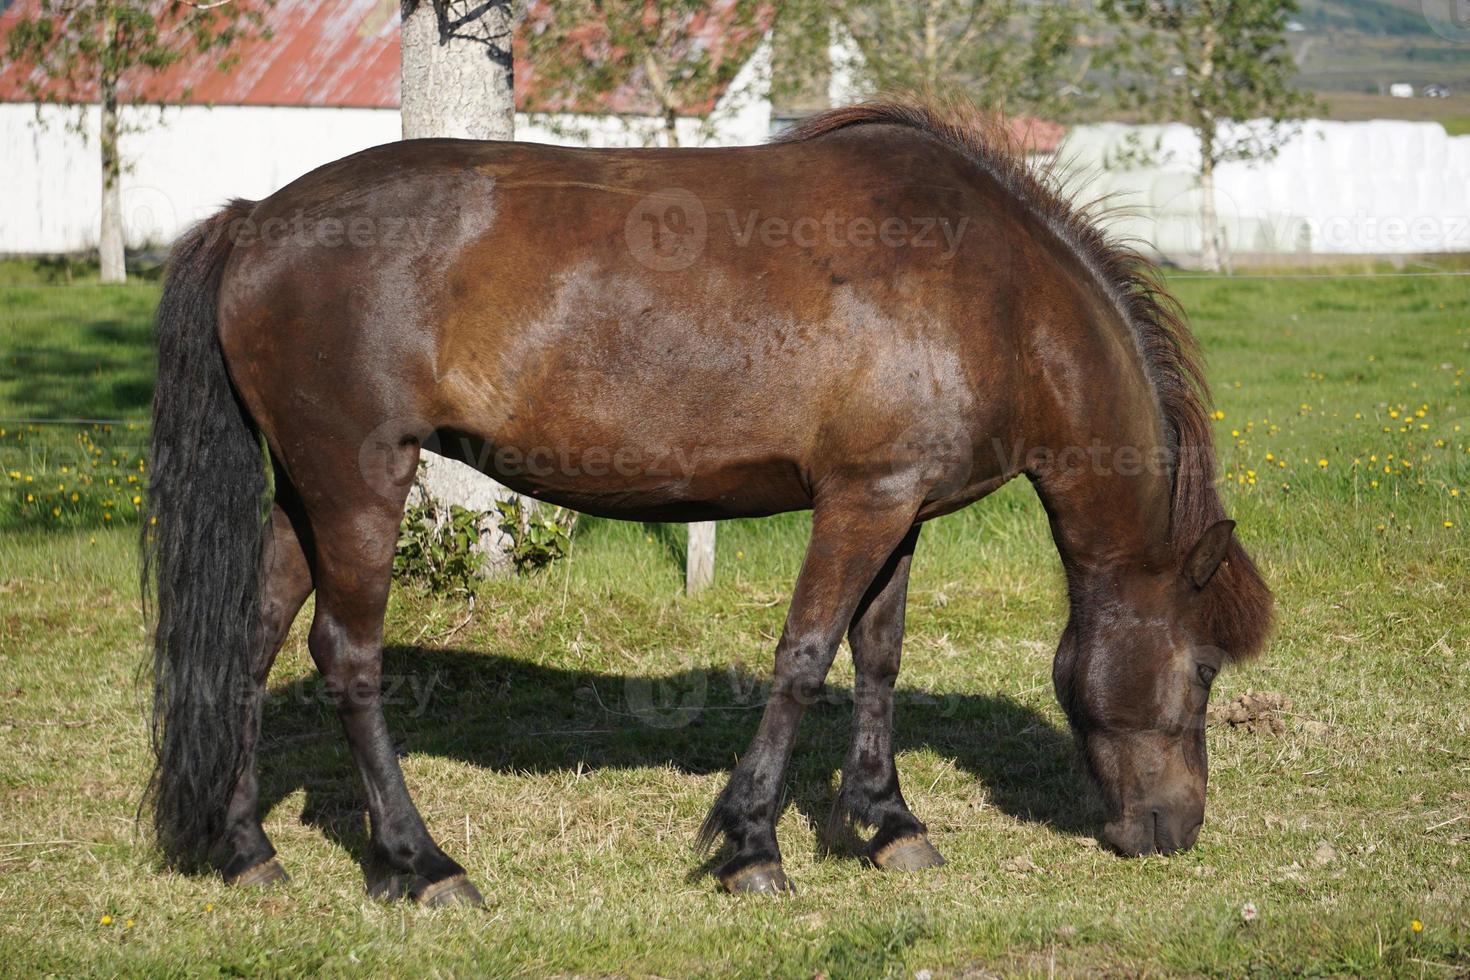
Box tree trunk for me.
[401,0,517,141]
[401,0,520,574]
[98,52,124,282]
[1198,140,1221,274]
[1193,21,1221,274]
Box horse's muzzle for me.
[1103,807,1203,857]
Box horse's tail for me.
[141,198,265,869]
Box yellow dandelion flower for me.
[1452,489,1461,498]
[132,495,142,506]
[1446,522,1455,529]
[51,507,61,517]
[1212,410,1225,421]
[1318,458,1329,468]
[125,918,134,929]
[25,474,33,483]
[25,493,34,503]
[100,915,112,926]
[1413,919,1424,933]
[1370,480,1379,489]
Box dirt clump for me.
[1208,690,1292,735]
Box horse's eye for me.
[1197,663,1218,686]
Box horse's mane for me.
[777,100,1272,660]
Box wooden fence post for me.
[686,521,715,594]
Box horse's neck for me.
[1030,424,1176,583]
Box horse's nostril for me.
[1150,809,1178,855]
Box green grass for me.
[1,270,1468,976]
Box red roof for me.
[0,0,1063,150]
[0,0,402,108]
[0,0,768,115]
[1003,116,1066,155]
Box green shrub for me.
[393,500,490,596]
[495,496,575,574]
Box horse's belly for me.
[425,424,814,521]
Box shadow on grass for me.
[257,644,1099,881]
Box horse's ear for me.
[1183,519,1235,589]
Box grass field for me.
[1,265,1468,975]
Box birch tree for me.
[399,0,529,574]
[1100,0,1319,271]
[5,0,271,283]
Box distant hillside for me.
[1295,0,1440,37]
[1291,0,1470,102]
[1065,0,1468,128]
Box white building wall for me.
[4,96,1468,257]
[0,38,773,255]
[1059,119,1470,256]
[1,103,402,253]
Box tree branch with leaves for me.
[521,0,767,148]
[770,0,1093,123]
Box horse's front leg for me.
[829,524,946,872]
[700,493,921,893]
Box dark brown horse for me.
[143,100,1272,904]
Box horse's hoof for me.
[227,858,290,888]
[720,861,794,895]
[872,835,946,872]
[415,874,484,908]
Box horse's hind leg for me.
[829,525,945,872]
[700,493,921,893]
[220,484,314,885]
[300,453,482,907]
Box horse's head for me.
[1051,519,1248,857]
